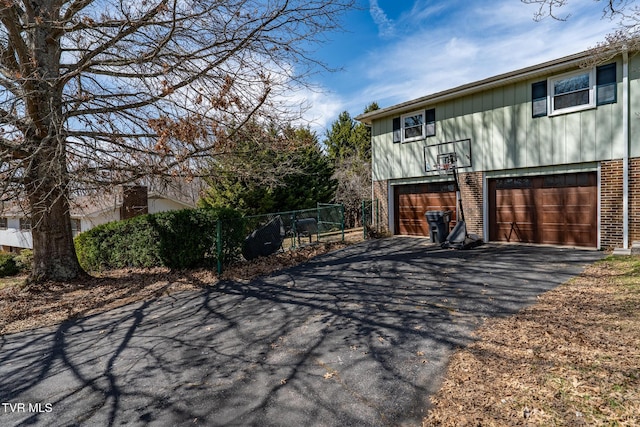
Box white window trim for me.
[548,68,596,116]
[400,110,425,143]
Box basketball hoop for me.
[435,162,451,176]
[435,152,457,176]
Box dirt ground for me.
[1,243,638,426]
[423,255,640,426]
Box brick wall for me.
[372,180,389,233]
[630,158,640,244]
[600,160,624,249]
[457,171,484,237]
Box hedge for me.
[74,207,245,271]
[0,253,19,278]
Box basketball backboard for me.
[424,138,472,175]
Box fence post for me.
[362,200,367,240]
[216,219,222,275]
[341,204,345,242]
[291,211,297,250]
[316,206,321,243]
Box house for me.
[356,44,640,250]
[0,186,194,252]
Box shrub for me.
[0,253,19,277]
[74,207,246,272]
[14,249,33,272]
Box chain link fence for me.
[214,203,345,273]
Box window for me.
[71,219,81,236]
[532,81,547,117]
[496,178,533,189]
[548,69,596,115]
[393,108,436,143]
[596,63,616,105]
[402,110,424,141]
[19,218,31,231]
[535,64,616,116]
[0,217,7,229]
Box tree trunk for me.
[21,1,85,283]
[28,151,86,283]
[30,198,85,283]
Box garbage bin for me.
[425,210,452,243]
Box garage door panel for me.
[541,225,594,246]
[396,184,456,236]
[541,188,564,205]
[490,173,597,247]
[563,209,596,225]
[493,222,536,243]
[496,189,535,205]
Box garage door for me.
[395,182,457,236]
[489,172,597,247]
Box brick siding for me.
[457,171,484,237]
[600,160,624,249]
[630,158,640,244]
[372,180,389,233]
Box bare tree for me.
[522,0,632,21]
[332,152,371,228]
[0,0,355,283]
[522,1,640,65]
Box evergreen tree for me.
[200,125,336,215]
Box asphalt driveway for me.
[0,238,603,426]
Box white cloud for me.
[358,0,617,105]
[369,0,395,38]
[303,0,621,133]
[292,86,345,137]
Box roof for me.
[1,193,194,218]
[70,192,194,218]
[355,45,629,124]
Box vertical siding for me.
[489,91,503,170]
[370,56,630,181]
[595,102,613,159]
[501,85,513,169]
[472,94,485,171]
[580,109,597,162]
[565,112,582,163]
[631,55,640,158]
[514,83,529,168]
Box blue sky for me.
[302,0,621,136]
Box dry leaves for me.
[423,256,640,426]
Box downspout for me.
[623,47,630,249]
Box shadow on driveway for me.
[0,238,603,426]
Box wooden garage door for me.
[489,172,597,247]
[395,182,457,236]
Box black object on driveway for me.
[425,210,451,244]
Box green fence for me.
[214,203,345,273]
